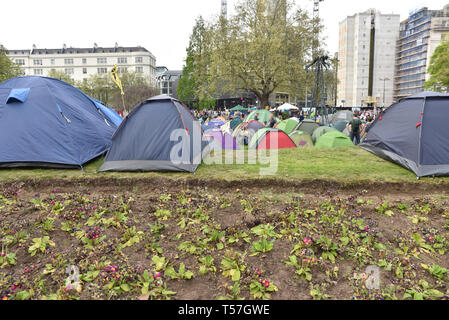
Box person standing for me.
[268,114,276,128]
[347,113,362,145]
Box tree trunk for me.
[259,93,270,109]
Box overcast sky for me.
[1,0,448,70]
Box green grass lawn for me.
[0,146,448,184]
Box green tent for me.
[245,109,274,125]
[230,117,243,130]
[230,105,248,112]
[315,131,354,148]
[312,126,338,143]
[296,120,320,136]
[289,131,313,147]
[275,118,299,135]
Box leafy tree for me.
[47,69,75,85]
[177,16,216,110]
[75,71,159,111]
[109,84,160,112]
[0,44,22,83]
[203,0,318,107]
[425,39,449,92]
[76,74,113,105]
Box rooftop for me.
[8,44,153,56]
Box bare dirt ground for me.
[1,178,449,300]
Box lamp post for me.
[380,77,390,108]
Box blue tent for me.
[201,119,225,132]
[361,91,449,177]
[99,95,205,173]
[0,76,121,168]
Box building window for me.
[33,59,43,66]
[97,58,107,64]
[97,68,108,74]
[117,57,127,64]
[135,57,143,63]
[83,68,87,74]
[82,58,87,64]
[136,66,143,73]
[64,68,74,75]
[15,59,25,65]
[34,69,43,75]
[64,58,74,65]
[50,59,55,65]
[118,67,128,73]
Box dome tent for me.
[204,129,239,150]
[315,131,354,148]
[360,92,449,177]
[249,128,297,150]
[230,117,243,130]
[296,119,319,136]
[289,131,313,148]
[332,121,349,133]
[0,76,120,169]
[329,111,353,125]
[275,118,299,135]
[312,126,338,143]
[99,95,204,173]
[245,109,276,125]
[232,120,265,145]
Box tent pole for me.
[121,94,127,115]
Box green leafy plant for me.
[28,236,55,256]
[0,249,16,267]
[198,254,216,275]
[164,263,194,280]
[284,255,313,281]
[251,238,275,256]
[218,281,244,300]
[316,236,338,263]
[249,279,278,300]
[221,251,246,282]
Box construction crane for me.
[311,0,324,56]
[306,55,330,124]
[221,0,227,19]
[312,0,324,21]
[306,0,328,123]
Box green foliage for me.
[164,263,194,280]
[46,69,75,85]
[177,16,216,109]
[221,251,246,282]
[0,44,22,82]
[249,279,278,300]
[425,39,449,92]
[28,236,55,256]
[75,71,158,111]
[188,0,318,107]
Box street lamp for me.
[380,78,390,108]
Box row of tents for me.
[1,76,449,177]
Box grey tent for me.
[360,91,449,177]
[296,120,319,136]
[99,95,204,173]
[329,111,353,125]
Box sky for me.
[1,0,448,70]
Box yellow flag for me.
[110,64,124,95]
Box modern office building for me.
[393,4,449,101]
[337,9,400,107]
[155,66,182,98]
[7,43,157,85]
